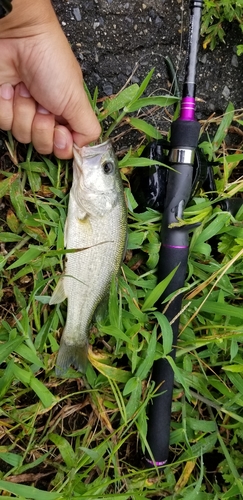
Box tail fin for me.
[55,339,88,376]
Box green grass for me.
[202,0,243,52]
[1,73,243,499]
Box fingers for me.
[31,105,55,155]
[0,83,14,130]
[63,84,101,148]
[12,84,56,155]
[54,125,73,159]
[12,83,36,143]
[0,82,72,158]
[0,81,101,158]
[31,107,73,157]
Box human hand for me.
[0,0,101,159]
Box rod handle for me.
[146,245,189,466]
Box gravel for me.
[52,0,243,125]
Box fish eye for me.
[103,161,114,175]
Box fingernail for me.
[0,83,14,100]
[19,82,31,98]
[54,128,67,150]
[37,104,50,114]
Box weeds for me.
[202,0,243,52]
[1,67,243,499]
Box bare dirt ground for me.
[53,0,243,123]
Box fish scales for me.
[50,140,127,376]
[63,192,124,342]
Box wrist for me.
[0,0,56,37]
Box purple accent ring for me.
[145,457,167,467]
[180,96,196,121]
[163,244,189,249]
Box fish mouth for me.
[73,139,112,158]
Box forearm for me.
[0,0,57,37]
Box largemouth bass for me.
[50,140,127,376]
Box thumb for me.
[62,82,101,147]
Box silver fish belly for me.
[50,140,127,375]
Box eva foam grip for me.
[146,244,189,466]
[170,120,201,150]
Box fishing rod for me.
[144,0,203,466]
[130,0,243,467]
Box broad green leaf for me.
[101,84,139,117]
[119,156,169,168]
[136,326,157,380]
[124,186,138,211]
[31,378,57,408]
[14,285,27,309]
[7,247,43,270]
[0,481,61,500]
[131,67,155,100]
[17,452,50,474]
[180,432,218,460]
[124,293,147,323]
[0,451,22,467]
[0,359,15,398]
[103,69,154,121]
[218,432,243,496]
[27,168,41,192]
[9,176,27,222]
[99,325,130,343]
[90,355,130,383]
[187,418,217,432]
[127,95,179,112]
[123,376,140,396]
[79,446,106,472]
[212,102,234,153]
[209,379,233,398]
[227,373,243,396]
[217,153,243,164]
[127,230,145,249]
[42,157,58,185]
[192,212,230,247]
[23,224,47,243]
[223,364,243,372]
[34,309,58,351]
[125,378,142,419]
[142,266,178,311]
[0,173,18,197]
[0,337,24,364]
[12,364,57,408]
[0,232,23,242]
[20,161,49,174]
[49,433,76,468]
[166,356,191,399]
[197,299,243,320]
[6,209,20,233]
[128,117,162,139]
[221,483,242,499]
[154,311,173,355]
[9,264,36,283]
[15,343,44,368]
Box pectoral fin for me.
[49,277,67,305]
